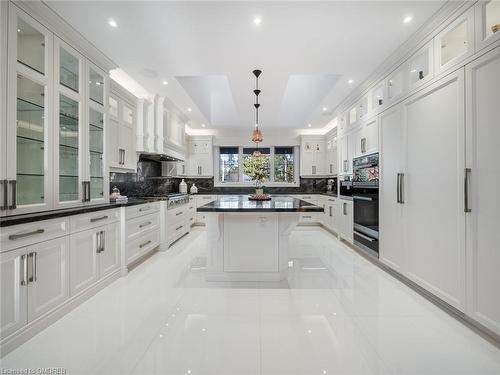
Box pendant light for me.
[251,69,263,157]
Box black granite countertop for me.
[196,195,324,213]
[0,197,165,227]
[191,191,338,197]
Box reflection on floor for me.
[2,227,500,375]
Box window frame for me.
[214,145,300,187]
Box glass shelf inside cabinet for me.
[59,95,79,202]
[89,68,104,105]
[485,1,500,40]
[17,17,45,75]
[89,108,104,199]
[409,48,430,86]
[372,84,384,108]
[16,75,45,205]
[440,20,468,66]
[60,47,79,92]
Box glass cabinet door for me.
[55,40,83,207]
[7,11,53,213]
[475,0,500,49]
[88,107,104,201]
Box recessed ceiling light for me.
[253,16,262,26]
[322,107,327,112]
[201,124,206,128]
[308,123,312,128]
[108,18,118,28]
[348,79,354,84]
[17,28,21,33]
[187,108,192,112]
[162,80,168,85]
[403,15,413,24]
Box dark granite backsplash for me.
[110,172,337,197]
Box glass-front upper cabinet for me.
[371,83,385,110]
[6,10,53,214]
[407,42,434,90]
[54,39,83,207]
[435,8,475,72]
[475,0,500,50]
[386,67,405,101]
[87,63,107,203]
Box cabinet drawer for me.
[169,221,189,242]
[70,209,120,233]
[1,218,69,252]
[126,212,160,239]
[299,213,319,223]
[167,204,189,220]
[125,202,160,220]
[126,230,160,264]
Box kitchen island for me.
[197,195,323,281]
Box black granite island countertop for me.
[0,197,167,227]
[197,195,324,213]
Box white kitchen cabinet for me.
[434,8,475,74]
[99,222,120,278]
[125,203,160,264]
[69,228,99,295]
[0,247,28,339]
[5,7,54,215]
[195,195,217,224]
[475,0,500,51]
[379,71,466,311]
[109,80,137,172]
[323,196,339,233]
[405,70,466,310]
[187,136,213,177]
[27,236,70,322]
[379,105,406,272]
[339,133,356,175]
[0,1,8,216]
[337,199,353,243]
[1,235,70,338]
[353,117,379,157]
[465,46,500,335]
[407,42,434,91]
[325,134,338,175]
[300,137,326,176]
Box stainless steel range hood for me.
[138,153,182,163]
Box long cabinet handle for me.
[464,168,471,213]
[8,180,17,209]
[1,179,7,210]
[343,202,347,215]
[32,252,37,282]
[9,229,44,241]
[96,231,101,253]
[400,173,405,204]
[139,240,152,249]
[139,206,151,212]
[354,230,377,242]
[396,173,401,203]
[20,254,28,286]
[329,206,332,217]
[90,215,108,223]
[100,231,105,253]
[28,252,34,283]
[176,211,183,216]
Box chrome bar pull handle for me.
[33,252,37,282]
[96,231,101,253]
[397,173,401,203]
[28,252,34,283]
[90,215,109,223]
[9,229,45,241]
[400,173,405,204]
[464,168,471,213]
[20,254,28,286]
[8,180,17,209]
[343,202,347,215]
[139,240,152,248]
[1,180,7,210]
[100,231,105,253]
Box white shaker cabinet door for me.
[465,46,500,335]
[27,236,70,322]
[404,70,466,311]
[0,247,28,339]
[379,105,406,273]
[69,228,99,296]
[99,222,120,278]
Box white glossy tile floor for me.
[2,227,500,375]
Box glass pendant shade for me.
[252,126,263,143]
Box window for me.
[219,147,239,182]
[274,147,295,183]
[216,146,298,186]
[243,148,270,182]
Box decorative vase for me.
[492,24,500,34]
[255,188,264,196]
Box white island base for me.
[204,212,299,282]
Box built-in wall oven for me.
[352,153,379,256]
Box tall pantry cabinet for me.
[464,46,500,335]
[379,70,466,311]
